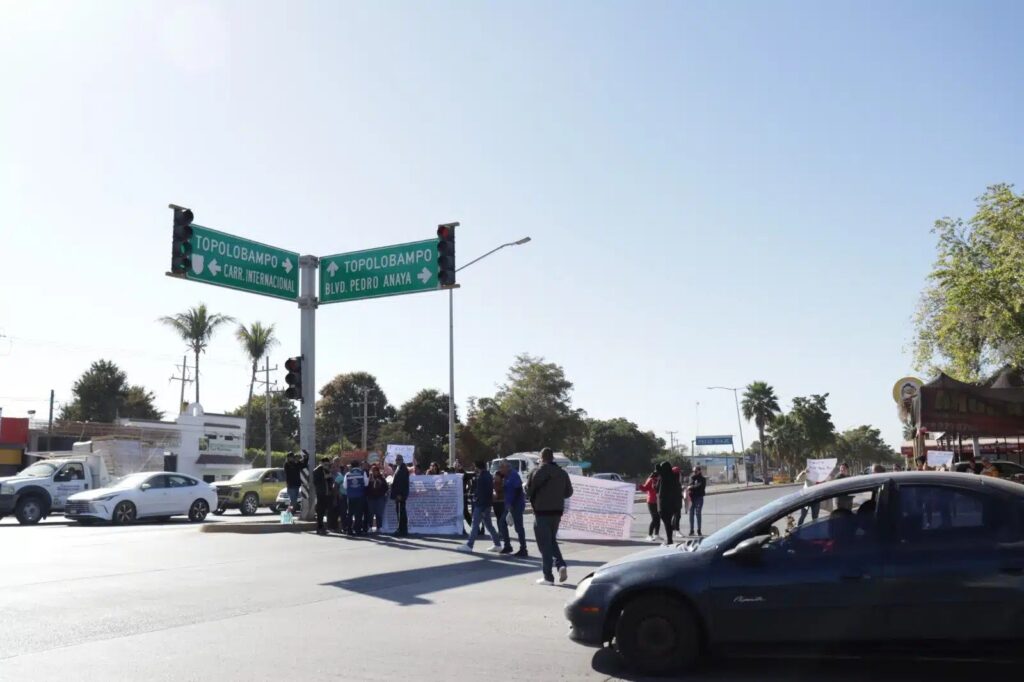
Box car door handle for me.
[840,573,871,582]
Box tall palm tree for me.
[236,321,278,443]
[159,304,235,405]
[741,381,781,481]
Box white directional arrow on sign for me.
[282,258,293,274]
[209,259,221,277]
[327,261,339,278]
[417,267,432,284]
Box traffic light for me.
[284,356,303,401]
[171,207,194,275]
[437,221,457,286]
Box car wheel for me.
[614,594,699,675]
[112,501,137,525]
[189,499,210,522]
[240,493,259,516]
[15,496,45,525]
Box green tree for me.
[790,394,836,456]
[914,184,1024,380]
[234,321,278,438]
[60,360,163,422]
[834,425,900,471]
[227,392,299,454]
[159,303,235,404]
[315,372,392,450]
[455,418,493,465]
[397,389,454,467]
[765,412,807,476]
[373,421,413,453]
[467,354,586,455]
[741,381,781,481]
[581,418,665,477]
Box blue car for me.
[565,472,1024,675]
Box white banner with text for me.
[558,475,635,541]
[805,458,838,484]
[383,473,463,535]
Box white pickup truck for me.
[0,453,113,525]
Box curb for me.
[200,521,317,534]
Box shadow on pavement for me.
[591,648,1020,681]
[322,551,604,606]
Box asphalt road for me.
[0,485,1014,681]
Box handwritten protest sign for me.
[927,450,955,468]
[558,475,635,540]
[382,474,463,535]
[805,458,838,483]
[385,443,415,465]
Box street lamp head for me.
[514,237,532,245]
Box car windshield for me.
[692,487,809,551]
[230,469,264,482]
[18,462,59,478]
[110,473,152,489]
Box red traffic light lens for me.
[437,225,451,239]
[284,357,301,373]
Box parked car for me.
[592,473,625,483]
[565,472,1024,675]
[954,459,1024,482]
[0,454,117,525]
[212,467,287,515]
[65,472,216,525]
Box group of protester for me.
[281,448,576,586]
[640,463,707,545]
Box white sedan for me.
[65,472,217,525]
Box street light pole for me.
[708,386,747,484]
[447,236,532,467]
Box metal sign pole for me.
[299,255,318,520]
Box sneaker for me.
[514,548,529,558]
[486,545,502,553]
[535,578,554,586]
[457,544,473,553]
[649,535,660,543]
[558,565,568,583]
[500,546,514,555]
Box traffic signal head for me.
[284,356,303,401]
[171,207,195,274]
[437,222,457,286]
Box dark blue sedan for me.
[565,472,1024,675]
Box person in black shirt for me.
[390,455,410,536]
[687,465,707,537]
[655,461,682,545]
[283,451,308,511]
[312,457,331,535]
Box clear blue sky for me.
[2,1,1022,451]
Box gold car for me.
[212,468,287,515]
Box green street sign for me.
[182,225,299,301]
[320,238,440,304]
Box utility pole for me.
[351,388,377,451]
[262,357,280,467]
[666,431,678,455]
[298,255,318,521]
[170,355,193,414]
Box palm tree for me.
[236,321,278,443]
[741,381,781,481]
[159,304,235,405]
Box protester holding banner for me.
[390,455,410,536]
[527,448,574,584]
[501,461,528,556]
[366,464,389,533]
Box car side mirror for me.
[723,534,771,564]
[140,483,151,491]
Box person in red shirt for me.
[639,469,661,542]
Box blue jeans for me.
[287,486,300,509]
[689,496,704,534]
[533,514,565,582]
[467,505,500,548]
[508,505,527,550]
